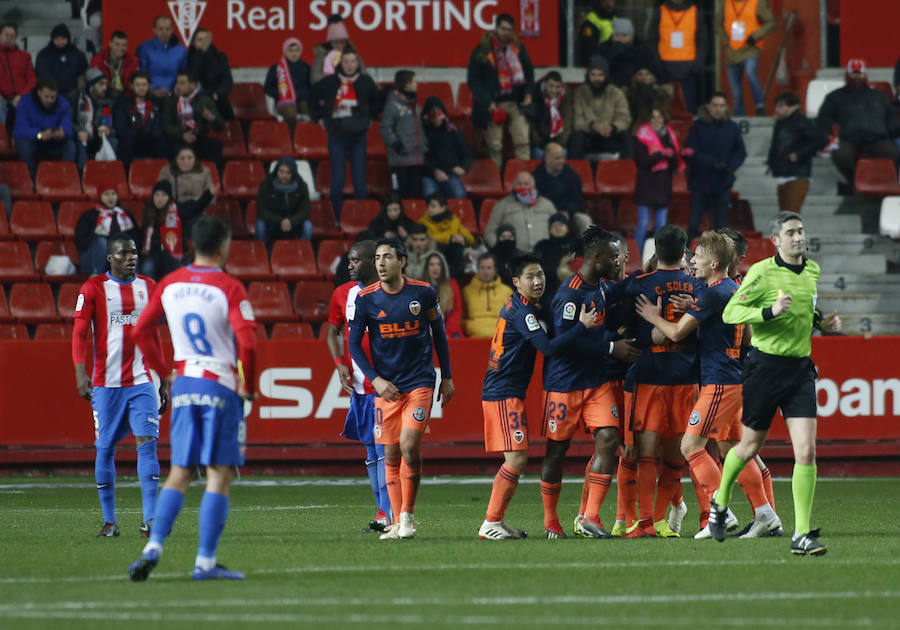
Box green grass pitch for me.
[1,476,898,629]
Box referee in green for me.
[708,211,840,555]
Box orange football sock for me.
[585,473,612,521]
[399,459,421,514]
[540,481,562,528]
[384,459,401,522]
[687,448,720,525]
[636,455,658,525]
[485,464,521,522]
[578,457,593,516]
[654,460,683,523]
[616,457,638,524]
[737,458,768,510]
[760,464,776,511]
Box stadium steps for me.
[0,0,84,56]
[741,195,872,236]
[834,313,900,336]
[819,273,900,293]
[734,157,838,198]
[817,292,900,315]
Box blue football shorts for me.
[92,382,159,449]
[341,392,376,444]
[169,376,246,467]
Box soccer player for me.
[326,240,392,532]
[349,237,454,540]
[73,236,166,538]
[635,231,781,539]
[479,253,601,540]
[540,226,640,539]
[709,211,840,555]
[128,216,258,580]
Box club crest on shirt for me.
[562,301,577,320]
[689,410,702,426]
[611,404,620,419]
[374,425,382,438]
[525,313,541,331]
[513,430,525,444]
[409,300,421,316]
[239,300,255,321]
[548,419,557,433]
[412,407,426,422]
[75,294,85,312]
[137,290,145,301]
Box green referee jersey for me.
[722,255,820,358]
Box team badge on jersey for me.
[611,404,620,419]
[412,406,426,422]
[513,430,525,444]
[548,419,557,433]
[239,300,255,321]
[689,410,702,426]
[525,313,541,331]
[409,300,421,316]
[75,294,85,312]
[374,424,382,438]
[562,301,577,320]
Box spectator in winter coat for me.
[34,23,88,108]
[625,66,672,129]
[74,69,117,171]
[404,223,438,280]
[381,70,427,199]
[816,59,900,187]
[311,15,366,85]
[467,13,535,166]
[531,71,575,160]
[368,194,418,239]
[462,252,513,337]
[768,92,828,211]
[683,92,746,241]
[421,96,472,199]
[140,179,184,279]
[570,55,632,159]
[187,29,234,121]
[418,192,475,277]
[90,30,139,98]
[420,251,465,338]
[14,79,76,179]
[162,71,224,167]
[490,224,519,286]
[156,145,215,240]
[532,142,587,224]
[533,213,578,299]
[114,71,165,169]
[596,18,647,88]
[255,156,313,245]
[632,106,685,252]
[0,23,37,124]
[484,171,556,251]
[264,38,311,135]
[137,15,187,97]
[75,184,141,274]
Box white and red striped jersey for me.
[328,281,374,395]
[143,265,255,392]
[74,273,155,388]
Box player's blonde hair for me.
[697,231,734,271]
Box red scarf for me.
[276,57,296,108]
[333,73,359,118]
[95,205,135,236]
[635,123,685,174]
[492,36,525,96]
[542,83,565,138]
[143,203,183,258]
[422,107,456,131]
[177,86,200,130]
[132,98,154,130]
[513,187,538,206]
[78,95,95,140]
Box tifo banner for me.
[0,337,899,455]
[103,0,559,67]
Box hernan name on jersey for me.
[172,392,228,409]
[378,319,420,338]
[109,310,141,326]
[172,285,219,303]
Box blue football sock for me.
[136,440,160,523]
[375,443,391,517]
[197,491,230,559]
[95,446,117,523]
[365,444,380,511]
[149,487,185,546]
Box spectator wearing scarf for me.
[484,171,556,251]
[311,15,366,85]
[90,30,139,99]
[156,145,215,241]
[422,96,472,200]
[467,13,535,166]
[113,71,164,169]
[75,184,141,274]
[255,156,313,245]
[140,180,184,279]
[264,37,311,136]
[74,68,117,171]
[162,70,224,170]
[531,71,574,159]
[381,70,428,199]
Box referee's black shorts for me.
[741,349,818,431]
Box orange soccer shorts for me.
[374,387,434,445]
[482,398,529,453]
[686,384,743,442]
[627,383,698,438]
[541,384,619,442]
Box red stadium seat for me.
[201,162,222,197]
[128,159,169,200]
[670,82,691,120]
[0,124,12,157]
[317,239,350,280]
[478,198,499,234]
[729,199,756,233]
[0,324,28,339]
[0,241,38,282]
[672,171,689,197]
[365,161,390,199]
[743,237,777,272]
[595,160,636,196]
[270,322,315,339]
[9,283,59,323]
[0,285,11,322]
[248,120,294,162]
[0,162,37,200]
[616,200,638,235]
[870,81,894,101]
[247,281,297,323]
[315,160,351,198]
[292,281,334,323]
[245,200,257,236]
[668,198,690,229]
[446,198,480,236]
[341,199,381,236]
[10,201,58,241]
[223,160,266,200]
[293,122,329,161]
[854,159,900,196]
[309,199,344,239]
[417,81,455,115]
[401,198,426,220]
[670,118,692,147]
[585,197,616,227]
[367,122,387,159]
[569,159,596,196]
[224,240,274,280]
[270,240,320,281]
[503,159,541,191]
[57,282,82,321]
[209,119,248,159]
[0,212,10,240]
[204,199,248,239]
[35,323,73,339]
[83,160,131,199]
[461,158,504,197]
[35,161,84,201]
[35,240,80,280]
[456,83,473,118]
[231,82,270,121]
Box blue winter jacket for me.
[12,91,74,140]
[137,35,187,91]
[684,105,747,194]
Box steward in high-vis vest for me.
[715,0,775,116]
[648,0,707,113]
[577,0,617,66]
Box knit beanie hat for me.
[86,67,106,88]
[612,18,634,37]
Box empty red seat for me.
[616,200,638,235]
[0,285,11,322]
[35,323,73,339]
[478,198,499,234]
[128,159,169,199]
[36,161,84,201]
[247,281,297,323]
[417,81,455,115]
[9,283,59,323]
[231,82,269,121]
[83,160,130,199]
[0,241,38,281]
[224,240,274,280]
[293,122,329,161]
[0,212,10,240]
[317,239,350,280]
[0,162,37,200]
[365,161,390,199]
[456,83,473,118]
[446,198,480,236]
[292,281,334,323]
[223,160,266,200]
[245,200,258,236]
[569,159,596,196]
[248,120,294,162]
[271,322,315,339]
[672,171,689,197]
[0,124,12,157]
[341,199,382,236]
[729,199,756,233]
[201,161,222,197]
[855,158,900,196]
[462,159,504,198]
[35,240,80,279]
[870,81,894,100]
[670,82,691,119]
[0,324,28,339]
[270,240,319,281]
[743,237,777,271]
[403,198,427,220]
[204,199,248,239]
[503,159,541,191]
[57,282,82,321]
[309,199,343,239]
[366,122,386,159]
[209,119,248,159]
[10,201,58,240]
[595,159,636,196]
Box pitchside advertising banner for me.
[1,337,899,454]
[103,0,559,67]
